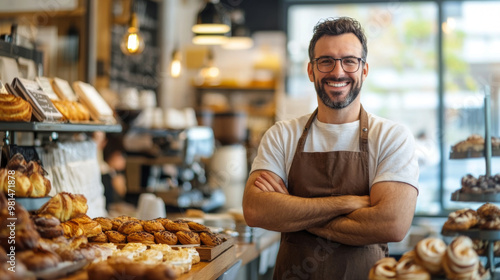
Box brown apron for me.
[273,106,388,280]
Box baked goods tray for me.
[195,237,235,261]
[451,191,500,202]
[441,229,500,240]
[0,121,122,133]
[449,149,500,159]
[34,260,89,279]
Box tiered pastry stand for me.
[442,87,499,276]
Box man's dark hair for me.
[102,134,125,163]
[308,17,368,62]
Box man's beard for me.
[314,75,362,109]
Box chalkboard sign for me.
[110,0,159,92]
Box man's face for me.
[307,34,368,109]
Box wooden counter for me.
[61,231,281,280]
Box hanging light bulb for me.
[195,48,220,86]
[170,49,182,78]
[192,0,230,34]
[121,12,145,55]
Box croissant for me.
[38,192,88,222]
[61,220,85,238]
[0,93,32,122]
[71,215,103,237]
[0,169,33,197]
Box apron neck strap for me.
[296,105,369,152]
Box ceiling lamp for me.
[192,0,231,34]
[120,6,145,55]
[222,9,253,50]
[170,49,182,78]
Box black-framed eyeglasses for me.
[312,56,366,73]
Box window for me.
[285,1,500,215]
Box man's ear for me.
[307,62,314,82]
[361,61,369,82]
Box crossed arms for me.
[242,170,418,246]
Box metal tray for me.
[449,149,500,159]
[441,228,500,240]
[0,121,122,133]
[451,191,500,202]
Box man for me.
[242,17,419,279]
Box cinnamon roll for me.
[442,236,479,280]
[395,251,431,280]
[414,237,446,274]
[368,257,397,280]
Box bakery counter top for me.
[59,230,281,280]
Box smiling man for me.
[242,17,419,279]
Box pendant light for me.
[170,49,182,78]
[222,9,253,50]
[121,1,145,55]
[192,0,230,45]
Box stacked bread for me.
[368,236,489,280]
[0,93,32,122]
[0,153,51,198]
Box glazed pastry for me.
[111,218,124,230]
[368,257,397,280]
[176,230,200,245]
[200,231,223,246]
[37,192,88,222]
[155,218,173,228]
[0,93,32,122]
[443,236,479,280]
[71,215,103,237]
[473,239,488,256]
[105,230,127,243]
[89,232,109,243]
[127,231,155,244]
[94,217,113,231]
[442,208,478,231]
[122,242,148,253]
[154,230,178,245]
[135,250,164,265]
[163,221,190,232]
[142,220,165,233]
[32,214,64,239]
[118,220,144,235]
[60,220,85,238]
[478,217,500,230]
[477,203,500,220]
[187,221,211,232]
[414,237,446,274]
[395,251,431,280]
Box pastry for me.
[17,248,61,271]
[105,230,127,243]
[154,230,178,245]
[163,220,190,232]
[122,242,148,252]
[71,215,103,237]
[452,134,484,153]
[443,236,479,280]
[187,221,211,232]
[477,203,500,219]
[89,232,109,243]
[442,208,478,231]
[127,231,155,244]
[395,250,431,280]
[94,217,113,231]
[478,216,500,230]
[60,220,85,238]
[368,257,397,280]
[145,264,179,280]
[37,192,88,222]
[176,231,200,245]
[135,250,164,265]
[200,231,223,246]
[32,214,64,239]
[118,220,144,235]
[0,93,32,122]
[142,220,165,233]
[414,237,446,275]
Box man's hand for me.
[254,171,289,194]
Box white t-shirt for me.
[250,112,420,192]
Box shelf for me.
[0,121,122,133]
[451,191,500,202]
[441,229,500,240]
[450,149,500,159]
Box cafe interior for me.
[1,0,500,279]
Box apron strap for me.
[359,105,369,153]
[295,108,318,153]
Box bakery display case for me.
[441,87,500,277]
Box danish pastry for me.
[368,257,397,280]
[188,221,210,232]
[414,237,446,274]
[443,236,479,280]
[200,231,223,246]
[142,220,165,233]
[442,208,478,231]
[127,231,155,244]
[477,203,500,220]
[395,251,430,280]
[94,217,113,231]
[163,221,190,232]
[176,231,200,245]
[104,230,127,243]
[89,232,108,243]
[118,220,144,235]
[154,230,178,245]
